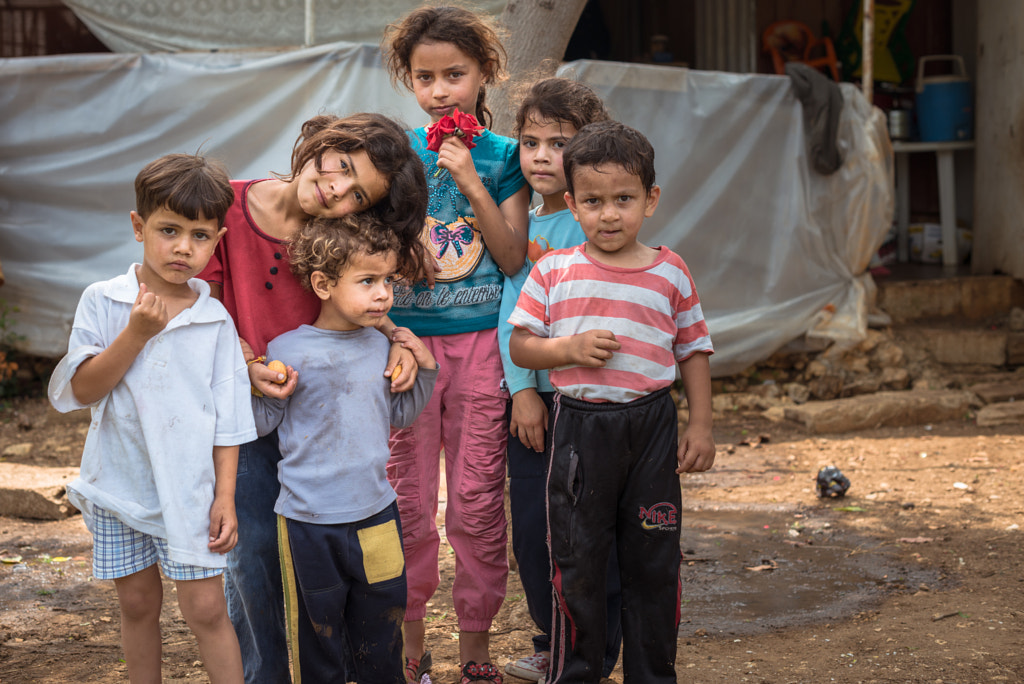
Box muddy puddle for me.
[677,505,946,636]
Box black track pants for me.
[546,388,682,684]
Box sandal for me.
[405,650,432,684]
[461,661,503,683]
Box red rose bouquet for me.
[426,108,483,177]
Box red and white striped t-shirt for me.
[508,244,713,403]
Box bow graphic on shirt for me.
[430,221,475,259]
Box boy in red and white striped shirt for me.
[508,120,715,684]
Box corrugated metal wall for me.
[695,0,758,73]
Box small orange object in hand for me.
[267,359,288,384]
[391,364,403,384]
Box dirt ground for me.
[1,362,1023,683]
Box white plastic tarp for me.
[0,45,893,377]
[64,0,508,53]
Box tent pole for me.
[862,0,874,103]
[305,0,315,47]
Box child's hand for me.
[385,339,419,392]
[249,360,298,399]
[437,136,481,195]
[208,495,238,554]
[510,388,547,453]
[406,253,442,290]
[676,426,716,474]
[127,283,168,342]
[238,336,256,363]
[389,328,434,392]
[568,329,620,367]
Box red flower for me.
[426,109,482,152]
[451,109,482,149]
[426,115,458,152]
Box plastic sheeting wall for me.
[0,44,893,377]
[64,0,508,53]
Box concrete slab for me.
[876,275,1024,324]
[976,401,1024,427]
[783,390,977,434]
[898,326,1006,365]
[968,380,1024,404]
[1007,332,1024,365]
[0,462,79,520]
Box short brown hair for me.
[563,121,656,197]
[134,153,233,226]
[513,78,610,139]
[289,214,422,289]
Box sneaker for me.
[406,650,432,684]
[504,652,549,681]
[461,661,503,683]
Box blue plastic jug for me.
[915,55,973,142]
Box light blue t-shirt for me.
[498,206,587,396]
[390,127,526,337]
[251,325,438,525]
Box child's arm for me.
[70,283,167,405]
[375,315,419,393]
[390,327,437,371]
[250,367,297,436]
[498,267,547,452]
[509,326,621,371]
[389,327,439,429]
[208,444,239,554]
[675,352,716,474]
[439,136,529,275]
[510,388,548,453]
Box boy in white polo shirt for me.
[49,153,255,683]
[509,121,715,684]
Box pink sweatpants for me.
[387,328,509,632]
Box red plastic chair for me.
[763,20,840,81]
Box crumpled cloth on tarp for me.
[786,62,845,175]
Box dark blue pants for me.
[507,392,622,676]
[281,501,407,684]
[225,431,291,684]
[547,388,682,684]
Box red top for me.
[199,179,320,358]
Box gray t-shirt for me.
[252,324,437,524]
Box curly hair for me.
[513,78,611,139]
[283,112,428,259]
[289,214,423,290]
[563,121,657,197]
[135,153,233,226]
[382,3,508,129]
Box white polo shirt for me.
[49,265,256,568]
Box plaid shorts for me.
[90,506,223,582]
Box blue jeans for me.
[225,431,291,684]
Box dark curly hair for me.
[289,214,423,290]
[382,4,508,129]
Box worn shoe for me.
[406,650,432,684]
[461,660,503,683]
[504,652,549,681]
